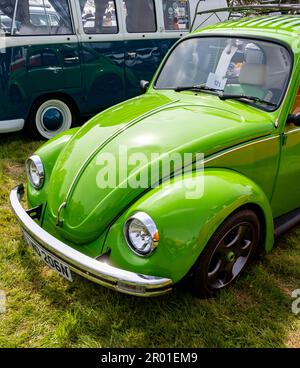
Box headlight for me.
[124,212,159,257]
[26,155,45,189]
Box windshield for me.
[155,37,292,110]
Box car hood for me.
[46,92,274,243]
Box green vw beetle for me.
[10,15,300,297]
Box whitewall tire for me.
[28,97,75,140]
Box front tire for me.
[27,96,76,140]
[189,209,260,298]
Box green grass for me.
[0,132,299,348]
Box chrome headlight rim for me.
[26,155,45,189]
[124,212,159,257]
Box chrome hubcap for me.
[42,107,64,131]
[35,99,72,139]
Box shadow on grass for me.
[16,233,298,348]
[0,132,43,163]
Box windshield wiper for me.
[174,87,277,108]
[219,94,277,107]
[174,84,223,94]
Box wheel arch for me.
[27,92,80,122]
[233,202,268,257]
[25,92,81,139]
[106,168,275,283]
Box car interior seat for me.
[238,63,267,99]
[225,44,267,99]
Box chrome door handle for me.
[127,52,137,59]
[64,56,79,62]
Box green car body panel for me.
[20,16,300,288]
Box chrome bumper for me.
[10,185,172,297]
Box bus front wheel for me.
[27,96,76,140]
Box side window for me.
[29,49,60,69]
[11,0,73,36]
[124,0,156,33]
[80,0,118,34]
[0,1,14,34]
[163,0,190,31]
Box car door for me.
[60,42,82,89]
[75,0,126,116]
[26,46,64,92]
[271,86,300,218]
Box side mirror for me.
[287,113,300,126]
[140,80,149,93]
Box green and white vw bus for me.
[0,0,227,139]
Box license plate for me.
[23,232,73,282]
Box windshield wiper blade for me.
[219,94,277,107]
[174,84,223,93]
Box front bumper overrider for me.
[10,185,173,297]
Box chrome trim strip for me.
[10,185,172,297]
[285,128,300,135]
[56,202,66,227]
[204,134,280,164]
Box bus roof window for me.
[124,0,157,33]
[7,0,73,36]
[80,0,118,34]
[163,0,190,31]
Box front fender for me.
[105,169,274,284]
[27,128,79,208]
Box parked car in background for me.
[1,5,60,33]
[0,0,228,139]
[10,11,300,297]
